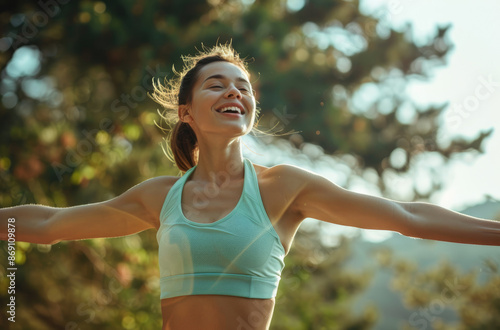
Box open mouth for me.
[215,104,245,115]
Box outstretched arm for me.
[0,176,174,245]
[395,202,499,245]
[287,166,500,246]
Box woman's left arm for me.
[398,202,500,245]
[287,166,500,246]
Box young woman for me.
[1,44,499,330]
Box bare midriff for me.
[161,295,275,330]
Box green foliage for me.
[0,232,163,329]
[380,252,500,330]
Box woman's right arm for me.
[0,176,176,245]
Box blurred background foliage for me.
[381,252,500,330]
[0,0,498,329]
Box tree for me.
[381,253,500,330]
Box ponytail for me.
[170,121,198,172]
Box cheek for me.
[246,97,256,112]
[191,93,217,113]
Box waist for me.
[159,273,281,299]
[161,294,275,330]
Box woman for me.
[1,44,499,330]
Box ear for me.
[178,105,192,123]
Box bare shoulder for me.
[253,162,318,186]
[251,162,322,249]
[252,162,320,214]
[136,175,181,190]
[114,175,181,230]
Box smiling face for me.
[179,61,256,139]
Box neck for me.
[191,135,245,184]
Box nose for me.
[224,85,242,99]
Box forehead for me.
[197,61,250,84]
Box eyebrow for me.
[203,74,250,85]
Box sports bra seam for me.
[242,194,281,239]
[159,177,185,225]
[245,161,287,256]
[160,272,279,278]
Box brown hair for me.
[151,43,259,172]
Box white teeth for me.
[218,106,242,114]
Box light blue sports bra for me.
[156,158,286,299]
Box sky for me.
[359,0,500,211]
[347,0,500,242]
[245,0,500,243]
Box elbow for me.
[38,220,60,245]
[45,229,63,246]
[43,228,59,245]
[40,208,68,245]
[23,233,58,245]
[398,203,425,238]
